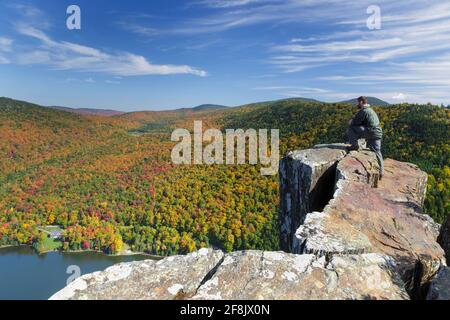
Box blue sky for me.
[0,0,449,111]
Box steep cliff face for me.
[279,146,347,252]
[51,146,446,300]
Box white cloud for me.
[0,37,13,52]
[105,79,121,84]
[0,56,10,64]
[392,93,407,100]
[14,25,207,77]
[17,50,51,64]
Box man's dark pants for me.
[347,126,384,175]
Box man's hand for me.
[348,119,353,126]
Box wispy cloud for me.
[2,3,207,77]
[257,1,450,104]
[192,0,276,8]
[0,37,13,52]
[105,79,121,85]
[0,37,12,64]
[320,53,450,87]
[272,10,450,71]
[123,0,396,37]
[2,1,449,105]
[13,24,207,77]
[5,3,51,29]
[173,0,449,103]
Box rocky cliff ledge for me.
[280,144,445,298]
[51,145,448,300]
[51,248,409,300]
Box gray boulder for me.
[427,267,450,300]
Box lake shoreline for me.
[0,246,155,300]
[0,244,162,260]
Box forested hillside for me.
[0,97,448,256]
[220,100,449,222]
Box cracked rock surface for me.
[193,251,409,300]
[50,248,224,300]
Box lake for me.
[0,246,152,300]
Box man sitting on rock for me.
[347,96,384,178]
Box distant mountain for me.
[338,97,390,107]
[280,97,322,103]
[161,104,229,114]
[237,97,322,109]
[51,106,125,116]
[191,104,228,112]
[257,97,321,105]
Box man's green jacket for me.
[351,106,383,139]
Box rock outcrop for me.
[50,248,224,300]
[438,216,450,265]
[51,249,409,300]
[280,145,445,297]
[426,267,450,300]
[51,146,446,300]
